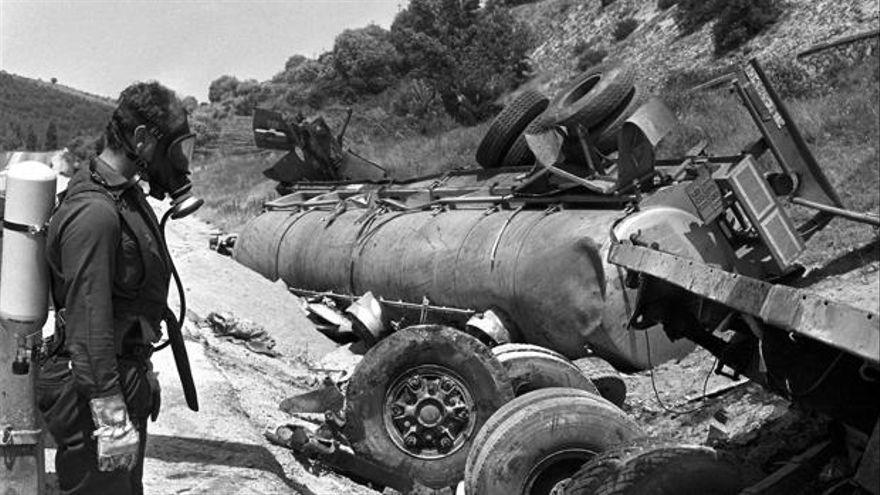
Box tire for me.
[589,85,648,154]
[548,65,636,129]
[492,344,598,396]
[476,90,549,169]
[501,114,554,167]
[565,441,745,495]
[573,357,627,408]
[465,388,643,495]
[344,325,514,489]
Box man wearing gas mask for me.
[37,81,200,494]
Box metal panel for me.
[725,156,805,270]
[608,242,880,364]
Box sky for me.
[0,0,403,101]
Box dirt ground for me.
[42,204,878,494]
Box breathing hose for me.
[153,208,188,352]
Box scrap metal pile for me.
[228,58,879,494]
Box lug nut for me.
[404,435,417,447]
[440,378,453,391]
[408,377,421,389]
[391,405,403,416]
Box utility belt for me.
[41,309,155,365]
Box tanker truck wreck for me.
[231,58,879,492]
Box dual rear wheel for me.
[343,326,743,494]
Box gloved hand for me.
[89,394,139,472]
[146,369,161,422]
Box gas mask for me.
[145,127,202,219]
[110,109,203,219]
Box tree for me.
[208,75,240,103]
[25,124,39,150]
[332,24,400,95]
[51,77,58,84]
[712,0,780,54]
[45,121,59,150]
[182,96,198,113]
[391,0,533,124]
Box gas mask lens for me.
[168,133,195,172]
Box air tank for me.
[0,160,56,495]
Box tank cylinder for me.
[1,161,56,333]
[235,204,695,369]
[0,160,56,495]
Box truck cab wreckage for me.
[230,58,879,494]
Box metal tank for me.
[234,199,712,370]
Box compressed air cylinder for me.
[0,161,55,495]
[0,161,57,334]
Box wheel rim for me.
[524,448,595,495]
[383,364,477,460]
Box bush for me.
[601,0,617,6]
[390,0,533,125]
[208,75,240,104]
[673,0,724,34]
[575,47,608,71]
[712,0,781,54]
[657,0,677,9]
[613,18,639,41]
[332,24,401,95]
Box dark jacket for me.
[46,160,170,400]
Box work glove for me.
[89,393,139,472]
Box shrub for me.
[613,18,639,41]
[332,24,401,95]
[601,0,617,6]
[657,0,677,9]
[673,0,724,34]
[391,0,533,125]
[208,75,239,103]
[576,47,608,71]
[712,0,781,54]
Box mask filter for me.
[168,182,203,219]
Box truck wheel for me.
[344,325,514,489]
[492,344,598,396]
[573,357,627,408]
[501,115,555,167]
[589,85,647,154]
[548,65,635,129]
[476,90,549,169]
[565,441,745,495]
[465,387,643,495]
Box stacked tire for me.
[545,64,644,156]
[474,64,643,169]
[475,89,549,169]
[564,439,746,495]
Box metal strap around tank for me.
[3,219,49,236]
[348,209,412,294]
[273,211,309,281]
[608,241,880,364]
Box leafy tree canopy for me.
[332,24,400,95]
[391,0,534,124]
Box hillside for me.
[513,0,879,92]
[0,71,113,153]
